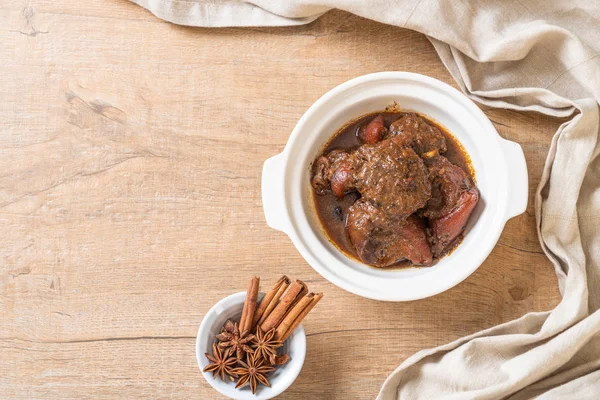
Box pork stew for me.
[311,111,478,268]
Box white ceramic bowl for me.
[262,72,527,301]
[196,292,306,400]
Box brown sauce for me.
[313,111,474,267]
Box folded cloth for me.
[131,0,600,398]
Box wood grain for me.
[1,1,563,398]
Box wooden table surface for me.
[1,1,564,399]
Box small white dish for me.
[262,71,528,301]
[196,292,306,400]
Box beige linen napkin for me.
[131,0,600,398]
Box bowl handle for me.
[500,139,529,219]
[262,153,292,233]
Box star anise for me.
[232,352,275,394]
[251,327,282,365]
[216,321,255,360]
[221,319,235,333]
[203,342,238,382]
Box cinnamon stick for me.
[284,283,309,319]
[257,280,290,326]
[253,276,290,328]
[274,293,313,340]
[278,293,323,342]
[260,279,307,332]
[239,276,260,335]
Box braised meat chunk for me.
[425,155,479,256]
[358,114,388,144]
[429,190,478,256]
[389,113,447,156]
[312,150,356,198]
[353,140,431,218]
[347,199,432,267]
[311,111,479,268]
[424,155,473,219]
